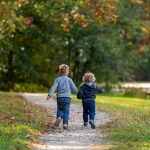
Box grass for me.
[72,94,150,150]
[0,92,52,150]
[1,91,150,150]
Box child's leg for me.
[52,98,63,128]
[89,100,95,121]
[89,100,96,129]
[62,97,71,126]
[82,101,89,123]
[57,98,64,118]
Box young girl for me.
[77,72,105,129]
[46,64,78,129]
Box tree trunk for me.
[6,50,14,86]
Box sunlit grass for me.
[1,92,150,149]
[0,92,51,150]
[72,94,150,150]
[97,95,150,111]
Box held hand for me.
[46,95,51,100]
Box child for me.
[77,72,105,129]
[46,64,78,129]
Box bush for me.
[124,88,145,98]
[10,83,48,93]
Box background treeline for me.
[0,0,149,92]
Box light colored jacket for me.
[48,75,78,98]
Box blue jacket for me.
[77,82,105,101]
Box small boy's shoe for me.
[52,117,61,128]
[83,122,88,127]
[63,124,68,129]
[89,120,95,129]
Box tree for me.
[0,0,149,91]
[0,0,117,90]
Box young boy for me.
[77,72,105,129]
[46,64,78,129]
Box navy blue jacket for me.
[77,83,105,101]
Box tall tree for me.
[0,0,117,90]
[0,0,149,91]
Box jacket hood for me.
[83,83,96,89]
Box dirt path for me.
[20,93,113,150]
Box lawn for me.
[1,92,150,150]
[72,94,150,150]
[0,92,51,150]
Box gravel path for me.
[20,93,112,150]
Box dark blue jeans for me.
[56,97,71,125]
[82,100,95,123]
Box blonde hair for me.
[82,72,96,83]
[58,64,69,75]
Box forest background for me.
[0,0,150,94]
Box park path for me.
[20,93,113,150]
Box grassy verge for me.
[0,92,51,150]
[72,94,150,150]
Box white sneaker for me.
[63,124,68,129]
[52,117,61,128]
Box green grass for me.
[0,92,51,150]
[72,94,150,150]
[1,92,150,150]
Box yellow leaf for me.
[141,27,149,35]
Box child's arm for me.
[96,86,105,93]
[46,79,58,100]
[46,95,51,100]
[70,79,78,94]
[77,86,83,99]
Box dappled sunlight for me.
[32,143,114,150]
[2,124,28,134]
[0,92,50,149]
[95,94,150,149]
[97,96,150,110]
